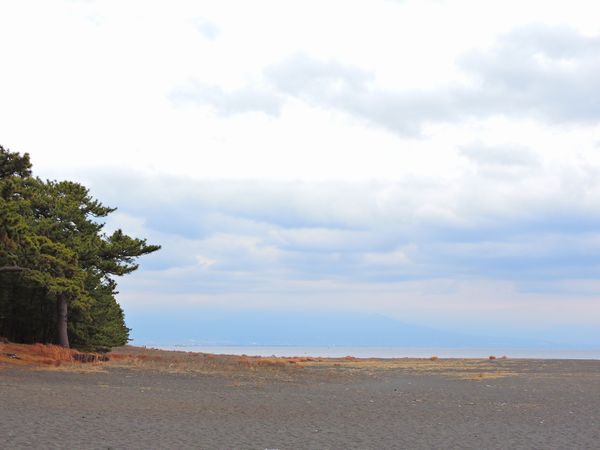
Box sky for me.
[1,0,600,346]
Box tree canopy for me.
[0,145,160,351]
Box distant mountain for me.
[127,308,561,348]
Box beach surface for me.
[1,345,600,449]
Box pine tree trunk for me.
[57,296,69,348]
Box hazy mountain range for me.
[127,308,585,349]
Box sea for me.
[155,345,600,360]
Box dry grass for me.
[459,372,514,381]
[300,356,516,379]
[104,346,517,380]
[105,346,302,378]
[1,342,517,380]
[0,342,108,371]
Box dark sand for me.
[2,355,600,449]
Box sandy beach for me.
[1,345,600,449]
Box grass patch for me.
[1,342,518,380]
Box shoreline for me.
[152,343,600,360]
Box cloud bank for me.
[89,171,600,290]
[176,25,600,135]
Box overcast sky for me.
[2,0,600,344]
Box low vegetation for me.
[0,341,516,380]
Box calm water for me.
[157,345,600,360]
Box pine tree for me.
[0,145,160,351]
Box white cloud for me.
[460,142,539,168]
[171,81,282,116]
[172,25,600,136]
[364,248,413,267]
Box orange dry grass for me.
[31,343,77,362]
[106,347,301,376]
[0,342,103,370]
[0,342,74,365]
[1,343,517,380]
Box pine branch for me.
[0,265,27,273]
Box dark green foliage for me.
[0,276,56,344]
[0,145,160,351]
[0,147,31,178]
[70,279,130,352]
